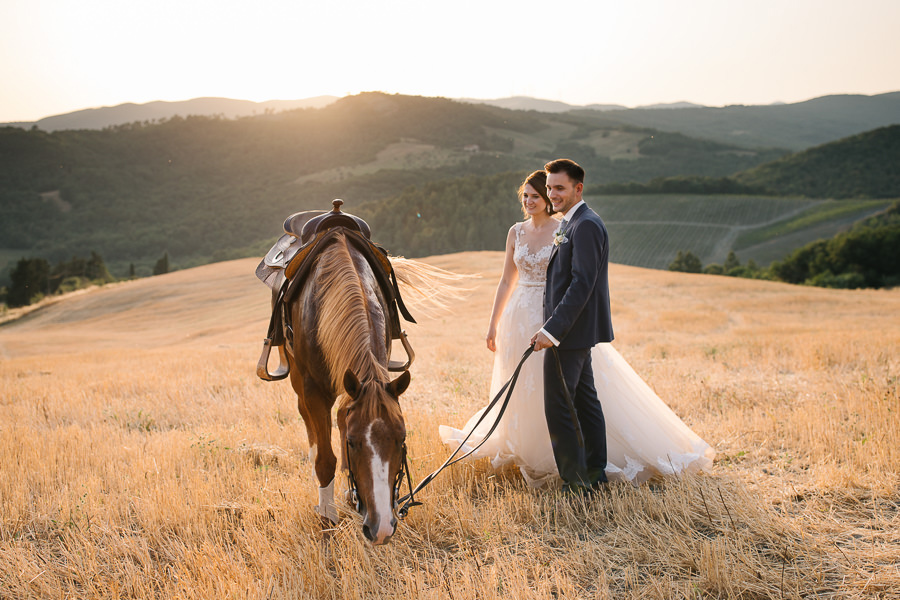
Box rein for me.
[396,343,541,517]
[346,345,582,520]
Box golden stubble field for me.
[1,253,898,599]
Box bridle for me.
[343,405,417,516]
[395,344,541,517]
[345,434,361,512]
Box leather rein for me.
[393,342,586,518]
[345,341,534,518]
[345,344,582,519]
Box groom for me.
[530,158,613,494]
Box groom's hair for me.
[545,158,584,185]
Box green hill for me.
[733,125,900,199]
[596,124,900,201]
[0,92,786,278]
[4,92,895,288]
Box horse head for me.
[339,369,410,545]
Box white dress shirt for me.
[539,200,586,346]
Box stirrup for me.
[256,337,290,381]
[388,330,415,372]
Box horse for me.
[284,229,410,545]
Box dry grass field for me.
[1,253,898,599]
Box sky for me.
[2,0,899,122]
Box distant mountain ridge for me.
[459,97,707,112]
[457,96,629,113]
[593,92,900,150]
[3,96,339,132]
[462,93,900,150]
[4,91,897,151]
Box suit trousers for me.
[543,347,608,487]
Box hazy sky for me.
[2,0,899,122]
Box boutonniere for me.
[553,226,569,246]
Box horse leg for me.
[293,373,339,525]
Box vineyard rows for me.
[594,195,819,226]
[608,223,729,269]
[592,195,821,269]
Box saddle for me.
[255,200,416,381]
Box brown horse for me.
[286,230,409,545]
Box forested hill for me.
[734,125,900,199]
[0,92,785,276]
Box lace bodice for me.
[513,222,552,285]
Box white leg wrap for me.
[315,478,339,524]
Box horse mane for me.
[314,233,403,425]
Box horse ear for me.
[387,370,411,398]
[344,369,361,398]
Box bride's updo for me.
[517,170,554,218]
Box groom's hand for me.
[530,331,553,352]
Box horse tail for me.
[389,256,475,318]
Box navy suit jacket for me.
[543,203,614,349]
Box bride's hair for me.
[518,170,554,218]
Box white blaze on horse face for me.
[365,420,395,544]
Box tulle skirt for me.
[439,282,714,486]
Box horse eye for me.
[347,437,356,449]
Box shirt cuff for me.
[540,327,560,347]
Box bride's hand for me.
[486,326,497,352]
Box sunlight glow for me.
[1,0,898,121]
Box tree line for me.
[1,251,171,308]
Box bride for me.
[438,170,715,486]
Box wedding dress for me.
[439,222,715,486]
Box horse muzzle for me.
[362,512,398,545]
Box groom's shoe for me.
[591,480,611,499]
[560,479,609,502]
[560,482,594,499]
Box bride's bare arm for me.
[486,225,519,352]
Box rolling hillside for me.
[2,92,897,290]
[0,92,786,278]
[1,255,898,597]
